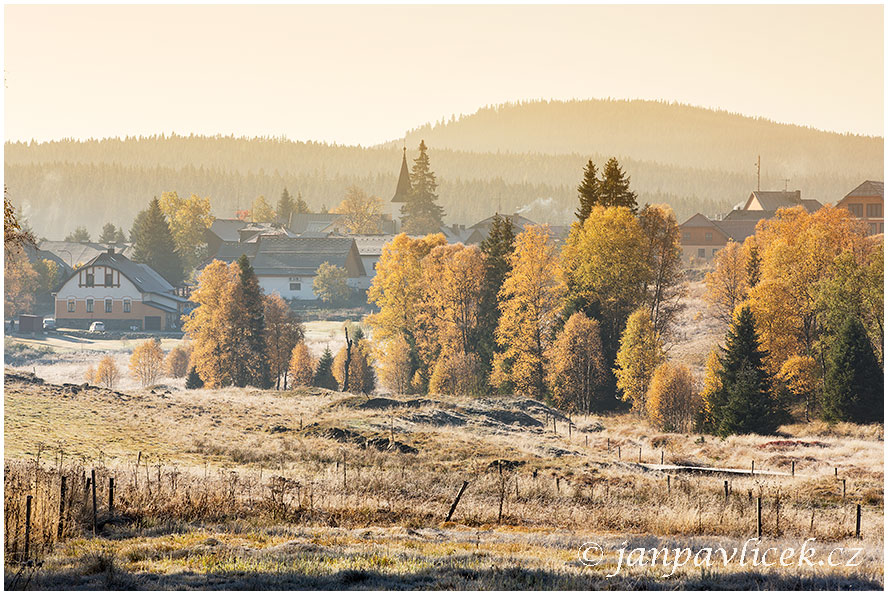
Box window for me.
[697,248,706,258]
[712,248,719,256]
[105,271,114,286]
[105,299,113,313]
[868,222,878,235]
[682,232,690,241]
[86,298,94,313]
[704,232,713,241]
[289,277,301,291]
[848,203,863,217]
[67,299,75,312]
[85,272,95,287]
[123,299,131,313]
[867,203,882,218]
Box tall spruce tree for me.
[294,192,310,215]
[598,158,637,212]
[276,187,295,226]
[130,197,185,285]
[478,214,516,376]
[313,347,338,390]
[575,160,600,223]
[98,222,120,243]
[401,140,445,234]
[230,254,270,388]
[706,306,780,436]
[822,317,883,423]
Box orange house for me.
[836,180,884,236]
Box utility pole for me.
[783,178,790,192]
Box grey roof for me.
[679,213,720,228]
[288,213,342,234]
[470,213,537,232]
[800,199,824,212]
[63,250,185,298]
[746,190,802,211]
[350,235,398,256]
[844,180,884,199]
[208,218,248,242]
[216,236,365,278]
[723,209,774,221]
[39,241,134,267]
[681,212,759,243]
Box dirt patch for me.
[470,408,543,428]
[408,410,466,427]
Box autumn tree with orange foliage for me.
[746,206,873,375]
[367,233,447,392]
[377,334,413,394]
[777,355,820,421]
[288,342,315,388]
[546,312,606,413]
[646,362,700,432]
[165,346,191,378]
[183,260,238,387]
[96,355,121,389]
[130,339,165,387]
[492,225,565,397]
[704,241,749,324]
[264,293,304,389]
[332,186,383,234]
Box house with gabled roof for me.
[836,180,883,235]
[53,247,190,330]
[208,236,366,300]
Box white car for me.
[43,317,56,330]
[89,321,106,333]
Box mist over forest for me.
[5,99,883,239]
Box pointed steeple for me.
[391,146,411,203]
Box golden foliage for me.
[492,225,565,397]
[129,339,164,388]
[4,246,38,318]
[428,351,484,396]
[158,191,214,270]
[646,361,700,432]
[312,262,351,305]
[95,355,121,389]
[263,293,303,389]
[332,186,383,234]
[165,346,191,379]
[287,342,315,388]
[704,241,749,324]
[250,195,276,223]
[546,312,606,413]
[377,334,413,394]
[83,365,96,385]
[182,260,239,388]
[614,308,665,412]
[333,338,374,394]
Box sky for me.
[3,4,884,145]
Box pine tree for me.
[230,254,270,388]
[401,140,445,234]
[294,192,310,215]
[822,317,883,423]
[130,197,185,286]
[185,366,204,389]
[276,187,295,225]
[575,160,600,223]
[313,347,337,390]
[65,226,91,242]
[707,306,780,436]
[98,223,120,243]
[598,158,637,212]
[478,214,516,374]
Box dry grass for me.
[4,369,883,588]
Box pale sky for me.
[3,4,884,145]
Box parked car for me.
[43,317,56,330]
[89,321,106,333]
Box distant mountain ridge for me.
[401,99,883,175]
[5,99,882,239]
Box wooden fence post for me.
[58,476,67,539]
[342,452,347,492]
[667,475,671,493]
[607,437,610,454]
[791,461,795,476]
[24,495,32,562]
[724,480,729,501]
[617,446,621,460]
[751,460,755,475]
[661,450,664,465]
[109,477,115,517]
[638,447,642,463]
[756,496,762,539]
[91,469,97,534]
[855,504,861,539]
[445,481,469,522]
[498,462,505,523]
[842,479,846,500]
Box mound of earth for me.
[303,425,418,454]
[408,410,466,427]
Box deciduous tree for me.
[264,293,303,389]
[647,362,700,432]
[546,312,606,413]
[96,355,121,389]
[332,186,383,234]
[251,195,276,223]
[165,346,191,378]
[639,204,685,338]
[614,308,665,412]
[183,260,238,387]
[159,191,214,272]
[288,342,315,388]
[377,334,413,394]
[492,225,565,397]
[704,241,749,324]
[230,255,270,388]
[313,262,351,305]
[130,339,165,387]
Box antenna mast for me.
[756,155,761,191]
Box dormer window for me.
[85,271,95,287]
[105,271,114,286]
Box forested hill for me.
[5,100,882,239]
[402,99,884,175]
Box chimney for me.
[107,246,115,255]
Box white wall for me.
[57,266,140,301]
[258,275,318,300]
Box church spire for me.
[391,145,411,203]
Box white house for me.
[212,236,366,300]
[54,248,189,330]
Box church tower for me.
[392,146,411,204]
